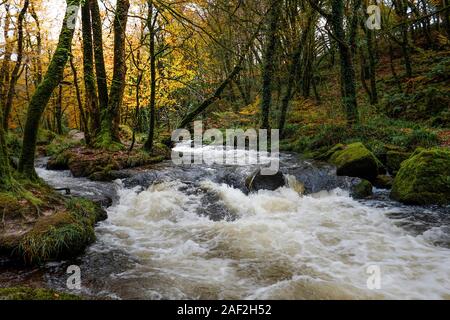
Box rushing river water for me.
[1,144,450,299]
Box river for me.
[1,144,449,299]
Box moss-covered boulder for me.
[314,144,345,161]
[390,148,450,205]
[350,179,373,199]
[0,287,80,300]
[329,143,381,181]
[373,175,393,189]
[386,151,411,176]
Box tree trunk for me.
[366,28,378,104]
[90,0,109,111]
[0,3,13,113]
[260,0,281,129]
[3,0,29,130]
[82,0,100,135]
[144,0,157,153]
[0,112,12,189]
[394,0,413,77]
[19,0,81,179]
[279,14,313,137]
[30,4,43,85]
[55,84,63,135]
[331,0,359,123]
[97,0,130,147]
[69,55,90,144]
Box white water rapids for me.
[88,178,449,300]
[14,145,449,300]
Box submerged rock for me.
[286,161,363,195]
[246,168,286,192]
[351,180,373,199]
[329,142,380,181]
[391,148,450,205]
[351,179,373,199]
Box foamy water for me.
[89,178,450,300]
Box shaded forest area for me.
[0,0,449,267]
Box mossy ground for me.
[45,130,170,181]
[0,180,107,264]
[0,286,80,300]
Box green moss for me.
[330,143,380,181]
[17,212,94,263]
[93,129,124,151]
[4,196,107,264]
[391,148,450,205]
[373,175,393,189]
[46,136,82,157]
[36,129,57,146]
[314,143,345,161]
[386,151,411,176]
[0,287,80,300]
[351,179,373,199]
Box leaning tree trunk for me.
[260,0,281,130]
[97,0,130,147]
[19,0,81,179]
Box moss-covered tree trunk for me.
[144,0,156,153]
[19,0,81,179]
[0,111,12,189]
[260,0,281,130]
[82,0,100,136]
[97,0,130,148]
[90,0,108,112]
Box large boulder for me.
[246,168,286,192]
[390,148,450,205]
[329,142,380,181]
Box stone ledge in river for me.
[245,168,287,192]
[0,187,107,264]
[390,147,450,205]
[286,162,371,198]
